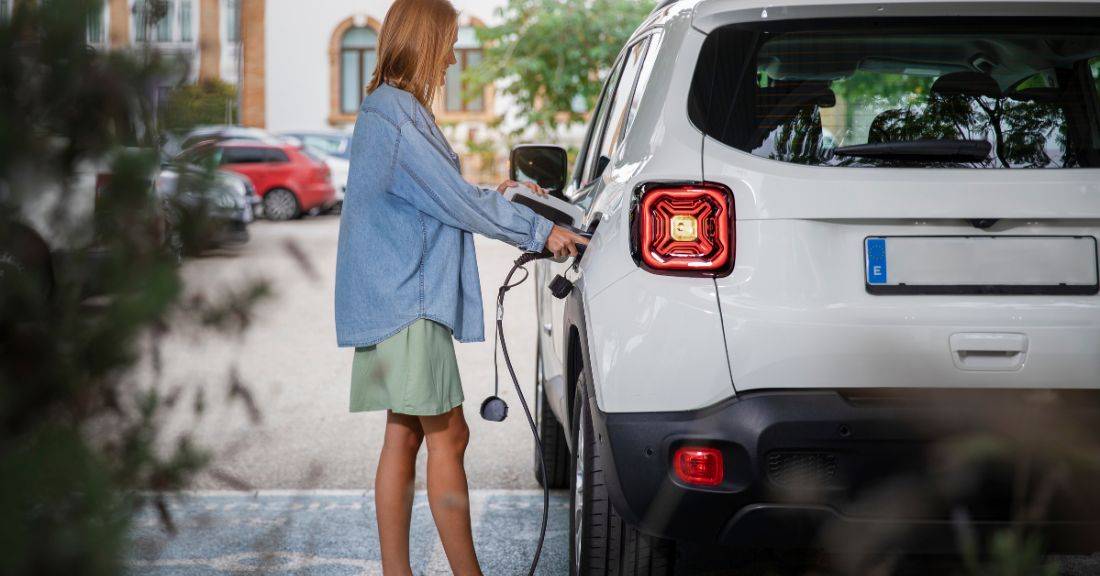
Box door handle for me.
[949,333,1028,371]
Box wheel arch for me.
[562,285,592,454]
[262,184,300,199]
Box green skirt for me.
[349,318,464,416]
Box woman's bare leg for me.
[420,405,483,576]
[376,411,424,576]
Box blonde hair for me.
[367,0,459,110]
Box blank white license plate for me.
[864,236,1099,295]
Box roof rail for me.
[651,0,680,14]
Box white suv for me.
[510,1,1100,573]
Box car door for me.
[260,147,295,193]
[219,146,270,192]
[539,36,654,422]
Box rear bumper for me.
[590,388,1100,552]
[211,217,250,246]
[299,182,336,210]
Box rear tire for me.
[534,343,570,488]
[570,374,675,576]
[263,188,300,221]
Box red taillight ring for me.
[632,182,735,276]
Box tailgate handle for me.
[949,333,1028,372]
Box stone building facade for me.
[58,0,508,180]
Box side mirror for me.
[510,144,568,200]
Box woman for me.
[333,0,588,573]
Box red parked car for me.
[176,139,336,221]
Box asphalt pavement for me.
[127,216,566,575]
[126,216,1100,576]
[144,216,548,491]
[128,490,568,576]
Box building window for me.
[340,26,377,114]
[87,3,106,44]
[179,0,192,42]
[1,0,12,24]
[155,0,174,42]
[133,0,148,42]
[225,0,239,43]
[444,26,484,113]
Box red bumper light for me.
[633,183,734,275]
[673,446,724,487]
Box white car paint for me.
[325,156,349,202]
[535,0,1100,419]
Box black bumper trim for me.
[586,388,1100,550]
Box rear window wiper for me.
[833,139,992,162]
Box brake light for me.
[673,446,724,487]
[632,183,734,275]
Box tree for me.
[0,1,268,574]
[164,79,239,132]
[467,0,654,134]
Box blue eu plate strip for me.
[866,238,887,285]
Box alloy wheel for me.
[264,189,299,221]
[572,389,587,575]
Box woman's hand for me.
[545,225,589,260]
[497,179,548,197]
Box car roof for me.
[691,0,1100,33]
[219,138,286,149]
[280,130,348,137]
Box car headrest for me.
[1005,86,1063,104]
[931,71,1001,99]
[758,82,837,108]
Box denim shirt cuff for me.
[524,216,554,253]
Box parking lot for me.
[146,216,548,491]
[125,217,1100,576]
[127,216,568,574]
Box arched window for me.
[341,27,377,114]
[443,26,484,113]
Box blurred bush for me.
[163,79,239,133]
[0,1,266,575]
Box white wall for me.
[264,0,507,133]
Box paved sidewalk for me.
[127,490,569,576]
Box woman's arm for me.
[390,121,553,253]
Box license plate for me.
[864,236,1099,295]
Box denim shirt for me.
[335,83,554,347]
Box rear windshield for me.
[688,19,1100,168]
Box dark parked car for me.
[155,164,254,251]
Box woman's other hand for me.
[545,225,589,259]
[497,179,548,197]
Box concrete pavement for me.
[143,216,547,491]
[127,490,568,576]
[128,217,1100,575]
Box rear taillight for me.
[673,446,724,487]
[632,182,734,275]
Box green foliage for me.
[467,0,654,133]
[465,137,498,169]
[0,1,268,574]
[164,79,238,133]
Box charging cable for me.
[480,251,548,576]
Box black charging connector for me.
[549,274,573,299]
